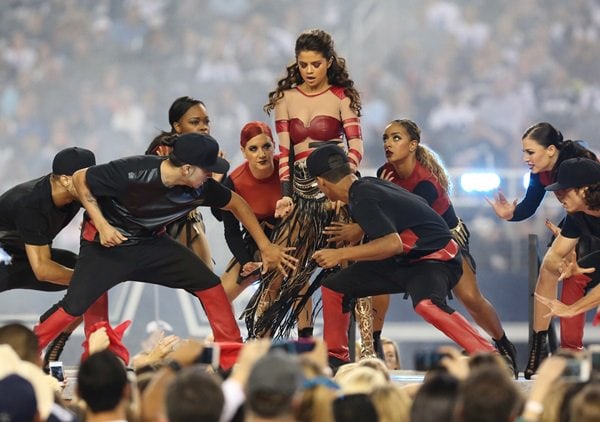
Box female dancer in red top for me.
[244,29,363,366]
[219,121,281,301]
[326,119,517,375]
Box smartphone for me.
[49,361,65,382]
[561,358,590,382]
[194,345,221,369]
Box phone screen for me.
[50,362,65,382]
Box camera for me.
[414,350,446,371]
[49,361,64,382]
[194,344,221,369]
[561,358,590,382]
[270,339,316,354]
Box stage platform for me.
[389,370,534,393]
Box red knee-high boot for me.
[415,299,496,354]
[560,274,590,350]
[83,292,110,338]
[194,285,242,342]
[321,287,350,363]
[35,306,79,351]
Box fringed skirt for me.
[243,161,347,338]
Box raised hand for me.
[485,190,517,220]
[275,196,294,218]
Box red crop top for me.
[289,116,343,145]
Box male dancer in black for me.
[307,144,497,355]
[34,133,296,351]
[0,147,110,364]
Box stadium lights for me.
[459,172,501,193]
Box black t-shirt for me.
[561,212,600,239]
[0,175,81,252]
[349,177,454,262]
[85,155,232,243]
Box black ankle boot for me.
[494,333,518,379]
[43,331,71,373]
[524,330,549,380]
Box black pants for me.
[0,248,76,292]
[322,257,462,314]
[57,235,220,316]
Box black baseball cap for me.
[306,144,348,178]
[546,158,600,191]
[52,147,96,176]
[171,133,229,173]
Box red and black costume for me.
[321,177,496,354]
[244,86,362,363]
[377,161,474,270]
[34,155,242,355]
[221,158,280,269]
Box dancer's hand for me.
[98,222,128,247]
[535,293,577,318]
[557,250,595,280]
[323,222,363,245]
[275,196,294,218]
[312,248,342,269]
[241,262,263,277]
[260,244,297,276]
[544,218,561,237]
[485,190,517,220]
[379,168,396,183]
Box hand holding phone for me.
[49,361,65,382]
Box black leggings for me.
[0,248,76,292]
[322,257,462,314]
[56,235,220,316]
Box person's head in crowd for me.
[569,382,600,422]
[370,383,412,422]
[454,365,523,422]
[246,350,304,420]
[335,365,387,395]
[468,352,515,378]
[521,122,597,177]
[0,322,41,366]
[264,28,361,117]
[0,344,55,421]
[168,96,210,135]
[410,371,459,422]
[380,337,401,370]
[333,394,379,422]
[0,374,40,422]
[356,357,391,382]
[77,350,130,418]
[545,157,600,212]
[166,366,224,422]
[240,121,276,177]
[296,357,338,422]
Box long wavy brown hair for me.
[264,28,361,116]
